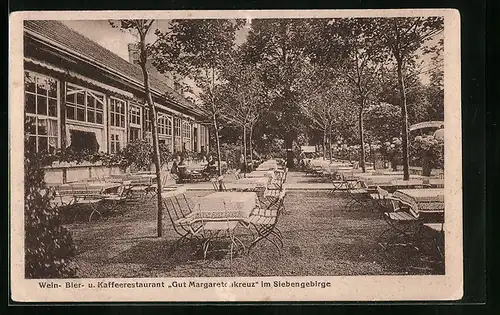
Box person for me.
[239,154,246,173]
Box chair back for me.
[210,177,219,191]
[217,175,227,191]
[161,186,193,236]
[377,186,390,199]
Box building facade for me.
[23,20,210,160]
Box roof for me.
[24,20,205,118]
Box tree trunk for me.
[369,142,377,170]
[285,134,294,169]
[397,60,410,180]
[328,125,333,163]
[213,113,223,179]
[322,132,327,160]
[138,39,163,238]
[358,108,366,172]
[243,125,247,174]
[249,125,254,168]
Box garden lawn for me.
[63,190,444,278]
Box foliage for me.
[24,119,78,278]
[364,102,402,143]
[153,19,245,175]
[410,135,444,169]
[242,19,315,167]
[373,16,444,178]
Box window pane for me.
[25,116,37,134]
[96,112,103,124]
[36,77,48,96]
[48,79,58,98]
[66,92,76,104]
[25,93,36,114]
[77,108,85,121]
[38,137,48,152]
[48,120,58,137]
[66,105,75,120]
[110,114,115,126]
[37,96,47,115]
[120,116,125,128]
[48,98,57,117]
[77,92,85,105]
[49,137,57,153]
[87,111,95,123]
[87,95,95,109]
[25,72,36,92]
[37,119,48,136]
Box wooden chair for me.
[102,180,132,216]
[197,201,246,268]
[161,187,201,253]
[378,198,421,251]
[245,189,286,256]
[345,180,371,211]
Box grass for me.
[62,186,444,278]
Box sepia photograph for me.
[9,9,462,302]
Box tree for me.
[109,19,165,237]
[374,17,444,180]
[243,19,314,168]
[296,65,354,162]
[153,19,245,177]
[219,53,270,170]
[309,18,387,172]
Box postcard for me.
[9,9,462,302]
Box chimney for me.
[127,43,140,64]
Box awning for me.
[409,121,444,132]
[25,57,134,99]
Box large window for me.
[174,117,182,152]
[25,71,59,153]
[182,121,192,151]
[129,104,142,141]
[144,107,152,132]
[158,114,173,136]
[110,133,121,154]
[65,83,104,124]
[109,98,126,128]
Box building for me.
[23,20,210,160]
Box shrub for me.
[24,120,78,278]
[411,135,444,173]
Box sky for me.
[62,20,249,62]
[61,19,439,86]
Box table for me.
[192,192,258,220]
[245,170,275,178]
[392,188,444,214]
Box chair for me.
[197,201,246,268]
[234,169,242,180]
[210,176,226,192]
[329,172,350,193]
[245,189,286,255]
[161,187,202,253]
[345,180,371,211]
[70,185,106,222]
[102,180,132,216]
[370,186,393,211]
[378,198,422,251]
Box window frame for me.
[109,96,126,129]
[24,70,61,153]
[65,82,105,126]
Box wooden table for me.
[191,192,258,220]
[392,188,444,215]
[245,170,275,178]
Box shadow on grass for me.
[108,237,244,275]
